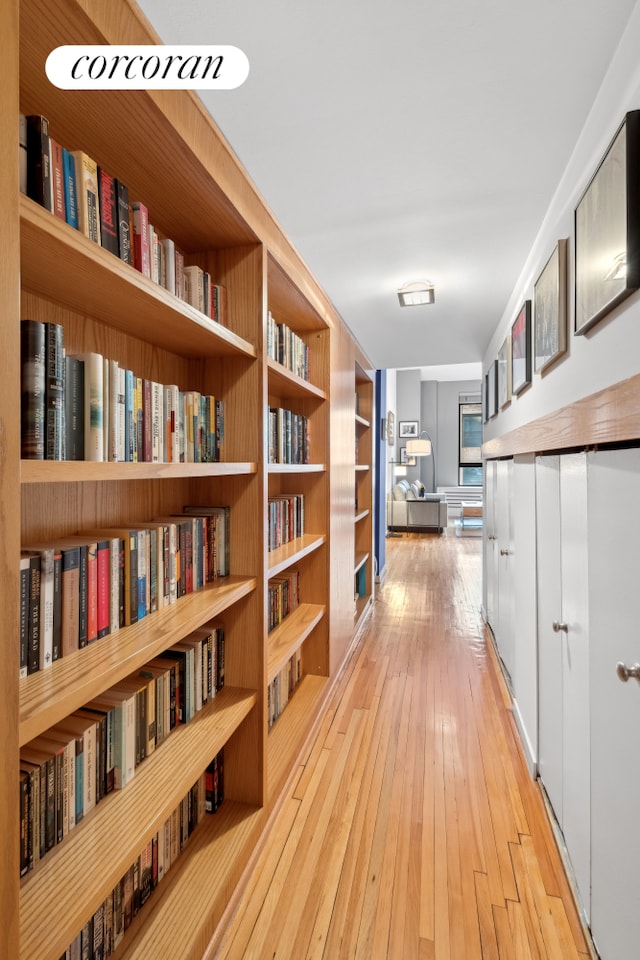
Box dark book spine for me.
[98,167,119,256]
[77,545,88,648]
[129,533,138,626]
[52,551,62,661]
[64,356,84,460]
[19,558,30,679]
[27,554,41,675]
[115,179,131,264]
[45,322,64,460]
[21,320,46,460]
[19,770,30,876]
[43,755,55,853]
[25,114,52,211]
[118,539,125,628]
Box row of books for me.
[20,506,229,677]
[19,625,225,877]
[267,310,310,381]
[268,569,300,633]
[20,115,228,324]
[58,758,223,960]
[268,407,310,465]
[267,650,302,730]
[20,320,224,463]
[267,494,304,553]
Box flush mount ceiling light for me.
[397,280,435,307]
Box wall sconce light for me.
[397,280,435,307]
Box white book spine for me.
[83,723,96,815]
[109,358,119,462]
[38,547,54,670]
[66,739,76,831]
[152,381,163,463]
[124,693,136,787]
[117,366,126,462]
[77,352,104,461]
[162,238,176,295]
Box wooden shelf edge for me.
[354,594,373,631]
[267,603,326,683]
[20,461,258,484]
[19,576,257,745]
[267,535,326,578]
[354,509,370,523]
[20,197,257,361]
[354,552,369,576]
[267,463,326,474]
[267,357,327,400]
[355,464,370,472]
[267,674,329,799]
[19,688,258,960]
[355,414,370,428]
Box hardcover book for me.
[72,151,101,244]
[62,147,79,230]
[20,319,46,460]
[50,139,66,221]
[97,167,119,256]
[25,114,52,211]
[115,179,131,265]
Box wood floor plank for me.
[211,534,590,960]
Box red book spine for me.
[86,542,98,644]
[96,541,110,639]
[132,201,150,278]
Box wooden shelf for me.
[19,687,257,960]
[354,508,370,523]
[355,413,370,429]
[267,673,329,798]
[19,576,256,746]
[115,801,264,960]
[267,603,326,683]
[267,358,327,401]
[267,534,326,578]
[20,198,257,361]
[20,460,258,484]
[355,594,372,630]
[354,552,369,576]
[355,464,370,472]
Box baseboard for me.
[512,699,537,778]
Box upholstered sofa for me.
[388,478,448,533]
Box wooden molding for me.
[482,372,640,459]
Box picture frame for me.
[399,446,416,466]
[380,417,388,441]
[497,335,511,409]
[511,300,532,395]
[534,238,568,373]
[398,420,419,439]
[575,110,640,335]
[483,372,489,423]
[386,411,395,445]
[487,359,498,418]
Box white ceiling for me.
[138,0,637,371]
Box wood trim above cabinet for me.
[482,372,640,459]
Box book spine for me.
[142,379,152,463]
[77,352,104,461]
[125,369,135,462]
[86,541,98,644]
[135,377,143,463]
[19,113,27,195]
[26,114,52,211]
[50,138,66,221]
[114,179,131,265]
[132,201,150,277]
[117,366,126,463]
[37,548,54,669]
[175,248,185,299]
[45,322,64,460]
[76,544,88,648]
[152,381,163,463]
[97,167,119,256]
[62,147,79,229]
[162,238,176,295]
[26,554,41,674]
[72,151,101,243]
[61,546,80,656]
[64,355,84,461]
[52,551,62,661]
[19,556,30,679]
[96,544,111,635]
[20,320,46,460]
[108,358,119,462]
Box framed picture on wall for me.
[575,110,640,335]
[386,411,395,444]
[487,359,498,418]
[497,335,511,409]
[398,420,419,438]
[400,446,416,465]
[511,300,532,395]
[534,238,568,373]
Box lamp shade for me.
[405,437,432,456]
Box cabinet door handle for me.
[500,548,510,556]
[552,620,568,633]
[616,661,640,683]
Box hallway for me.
[211,533,590,959]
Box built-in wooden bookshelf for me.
[354,363,374,629]
[0,0,375,956]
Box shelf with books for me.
[19,686,257,960]
[267,673,329,795]
[267,603,326,684]
[19,575,256,746]
[354,552,370,576]
[267,358,327,402]
[20,198,257,361]
[20,461,258,484]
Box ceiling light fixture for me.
[397,280,435,307]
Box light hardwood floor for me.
[211,531,590,960]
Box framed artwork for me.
[386,411,395,445]
[398,420,419,438]
[399,446,416,466]
[575,110,640,335]
[380,417,388,441]
[483,372,489,423]
[534,239,568,373]
[511,300,532,395]
[497,335,511,409]
[487,359,498,419]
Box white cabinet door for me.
[536,455,563,823]
[536,453,590,920]
[588,448,640,960]
[484,460,498,629]
[496,459,514,680]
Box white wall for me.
[483,0,640,439]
